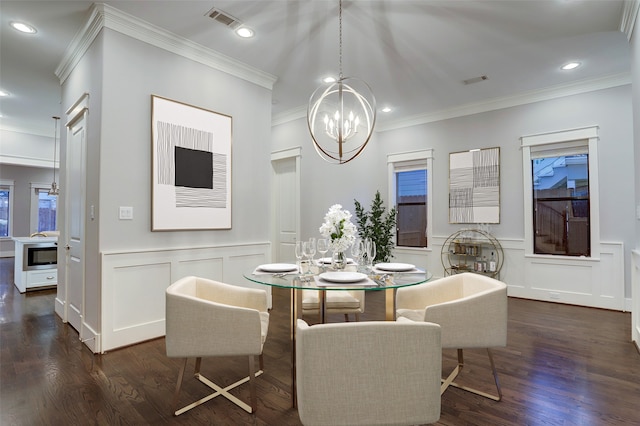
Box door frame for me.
[62,93,90,343]
[270,147,301,262]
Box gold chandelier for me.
[307,0,376,164]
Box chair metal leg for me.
[440,348,502,401]
[171,358,188,414]
[248,355,257,412]
[173,356,264,416]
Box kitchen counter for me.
[12,236,58,293]
[12,236,58,244]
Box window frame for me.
[387,149,433,250]
[0,179,15,239]
[521,126,600,259]
[30,182,58,234]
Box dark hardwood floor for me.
[1,256,639,425]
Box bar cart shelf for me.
[441,229,503,279]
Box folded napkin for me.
[313,275,377,287]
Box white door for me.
[272,150,300,263]
[65,99,88,334]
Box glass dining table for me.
[243,263,433,406]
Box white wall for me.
[629,1,640,346]
[272,117,386,240]
[273,84,634,310]
[54,5,275,351]
[98,29,273,251]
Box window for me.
[522,127,600,258]
[0,180,15,238]
[396,169,427,247]
[532,154,589,256]
[30,184,58,233]
[388,150,433,249]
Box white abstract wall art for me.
[151,95,232,230]
[449,147,500,224]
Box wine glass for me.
[365,238,377,269]
[317,238,329,270]
[307,237,316,269]
[295,241,304,273]
[351,238,362,270]
[302,241,313,275]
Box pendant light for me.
[307,0,376,164]
[48,116,60,196]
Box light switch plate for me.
[119,206,133,220]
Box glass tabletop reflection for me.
[244,264,432,291]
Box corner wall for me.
[57,5,275,351]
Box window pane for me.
[0,189,9,237]
[396,169,427,247]
[532,154,589,256]
[38,191,57,232]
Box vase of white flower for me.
[319,204,356,271]
[331,250,348,270]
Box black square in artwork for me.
[175,146,213,189]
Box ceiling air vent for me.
[205,7,242,29]
[463,75,489,85]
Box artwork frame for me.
[151,95,232,231]
[449,147,500,224]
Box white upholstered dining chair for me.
[396,272,507,401]
[295,319,442,426]
[165,276,269,415]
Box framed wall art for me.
[449,147,500,224]
[151,95,232,230]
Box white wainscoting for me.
[99,242,271,353]
[632,249,640,347]
[394,238,625,311]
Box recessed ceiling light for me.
[381,107,392,113]
[235,27,254,38]
[0,89,10,97]
[10,21,37,34]
[323,76,336,83]
[561,62,581,70]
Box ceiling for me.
[0,1,631,139]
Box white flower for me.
[319,204,357,252]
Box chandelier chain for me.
[339,0,343,80]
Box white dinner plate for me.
[319,272,368,283]
[375,262,416,272]
[257,263,298,273]
[319,257,355,264]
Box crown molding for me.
[55,3,277,90]
[621,0,639,41]
[0,154,57,169]
[376,73,631,133]
[272,105,307,127]
[271,73,631,131]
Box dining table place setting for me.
[252,263,300,276]
[313,271,378,287]
[371,262,424,274]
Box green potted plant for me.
[354,191,397,263]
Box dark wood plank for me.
[1,257,638,425]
